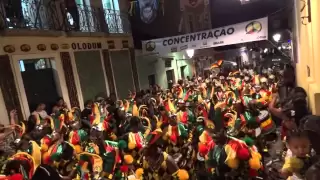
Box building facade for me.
[131,0,211,89]
[0,0,138,123]
[294,0,320,115]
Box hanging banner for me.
[142,17,268,55]
[138,0,159,24]
[180,0,204,10]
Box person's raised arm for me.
[9,110,17,127]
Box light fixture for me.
[264,48,268,53]
[186,49,195,58]
[273,33,281,42]
[278,46,282,50]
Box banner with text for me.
[142,17,268,55]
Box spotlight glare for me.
[186,49,195,58]
[273,33,281,42]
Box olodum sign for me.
[71,42,102,50]
[142,17,268,55]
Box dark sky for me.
[210,0,288,28]
[131,0,289,49]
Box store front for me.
[0,35,136,122]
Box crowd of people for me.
[0,61,319,180]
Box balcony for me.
[0,0,131,34]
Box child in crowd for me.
[281,130,313,180]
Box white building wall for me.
[135,50,193,90]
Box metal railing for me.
[0,0,130,34]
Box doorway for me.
[19,59,60,113]
[12,53,70,119]
[148,74,156,86]
[166,69,175,89]
[180,65,187,79]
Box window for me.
[102,0,123,33]
[164,58,173,68]
[20,0,50,29]
[65,0,95,32]
[165,60,172,68]
[103,0,120,10]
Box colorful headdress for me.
[42,142,75,166]
[8,151,38,179]
[138,105,148,117]
[123,100,138,117]
[224,137,262,172]
[224,90,236,107]
[166,122,188,144]
[76,152,103,180]
[257,110,276,135]
[164,98,176,113]
[66,107,81,122]
[48,112,66,131]
[145,128,163,146]
[90,103,101,126]
[197,104,208,118]
[102,140,121,179]
[25,141,41,170]
[69,129,88,153]
[89,103,110,131]
[210,60,223,69]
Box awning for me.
[142,17,268,55]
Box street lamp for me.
[273,33,281,42]
[186,49,195,58]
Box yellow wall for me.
[296,0,320,115]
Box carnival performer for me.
[0,59,300,180]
